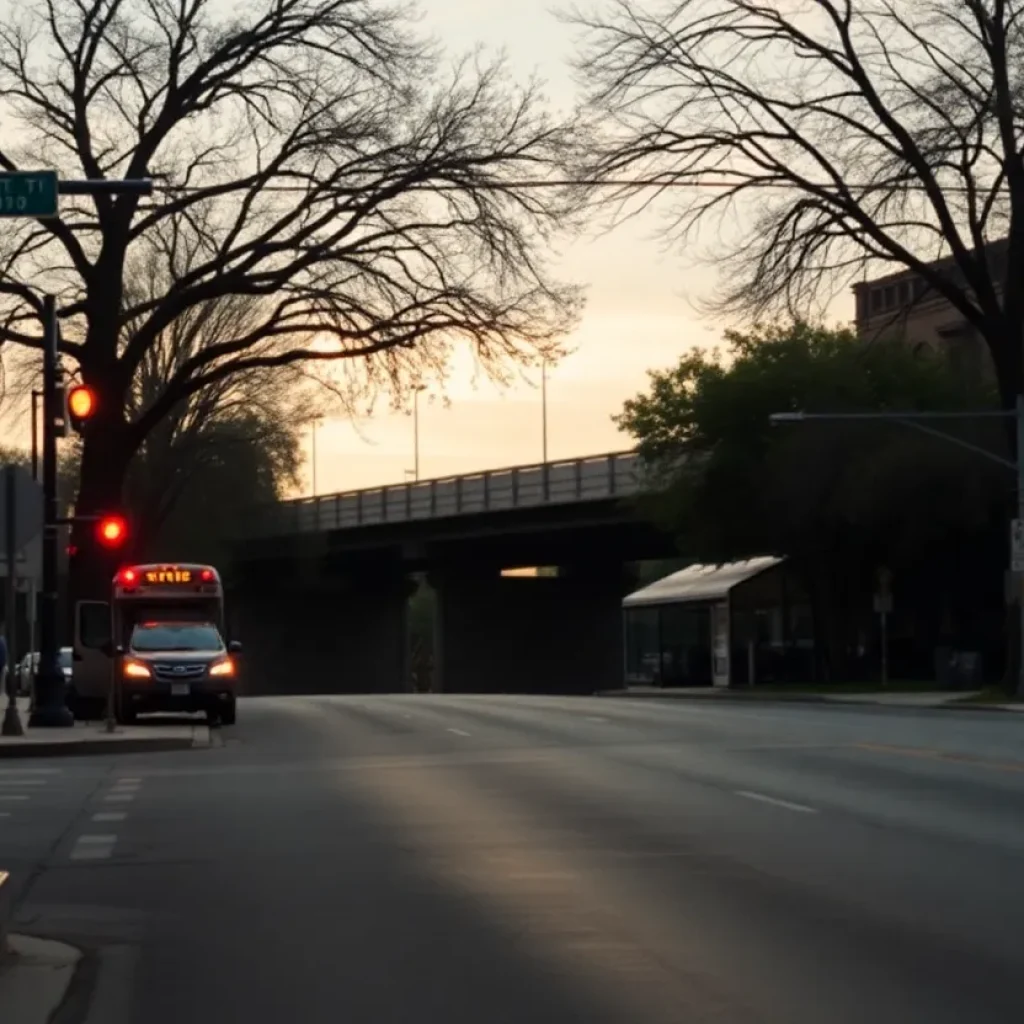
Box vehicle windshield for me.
[58,648,72,669]
[130,622,223,653]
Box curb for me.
[0,736,198,759]
[594,690,1023,712]
[595,690,830,704]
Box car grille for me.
[151,663,207,682]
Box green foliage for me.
[129,408,302,569]
[618,322,1004,574]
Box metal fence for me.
[242,451,642,538]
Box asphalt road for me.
[2,694,1024,1024]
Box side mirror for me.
[114,644,125,656]
[228,640,242,654]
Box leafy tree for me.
[569,1,1024,410]
[0,0,582,594]
[619,323,1007,681]
[137,409,302,571]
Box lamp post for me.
[770,403,1024,696]
[412,385,426,481]
[541,359,548,465]
[309,417,322,497]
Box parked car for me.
[24,649,74,700]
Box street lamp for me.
[770,402,1024,695]
[412,385,426,481]
[309,417,322,496]
[541,359,549,465]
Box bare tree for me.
[120,234,311,547]
[0,0,582,575]
[567,0,1024,408]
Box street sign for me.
[1012,519,1024,573]
[0,171,59,219]
[0,466,43,550]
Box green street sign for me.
[0,171,59,219]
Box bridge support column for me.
[430,562,633,694]
[231,571,414,696]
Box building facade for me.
[851,242,1005,381]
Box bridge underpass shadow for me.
[429,564,634,695]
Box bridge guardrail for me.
[243,451,643,538]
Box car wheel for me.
[220,700,237,727]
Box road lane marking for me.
[585,716,608,723]
[0,812,10,818]
[113,777,141,786]
[0,768,61,775]
[0,795,30,802]
[735,790,817,814]
[0,779,48,786]
[92,812,126,823]
[447,728,471,737]
[103,793,135,803]
[70,835,117,860]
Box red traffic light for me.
[68,385,95,418]
[66,384,97,433]
[96,515,128,548]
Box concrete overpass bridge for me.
[229,451,677,695]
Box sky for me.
[307,0,727,495]
[0,0,856,497]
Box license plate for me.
[171,683,190,696]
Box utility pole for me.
[28,295,72,727]
[771,404,1024,696]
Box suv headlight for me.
[209,658,234,677]
[123,659,151,679]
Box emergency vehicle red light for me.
[200,569,214,582]
[118,568,137,585]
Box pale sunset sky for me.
[311,0,726,494]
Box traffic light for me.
[95,514,128,549]
[66,384,97,433]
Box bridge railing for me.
[242,451,642,537]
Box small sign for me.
[1012,519,1024,573]
[0,171,59,218]
[873,593,893,615]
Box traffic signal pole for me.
[28,295,73,727]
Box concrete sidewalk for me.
[0,699,212,758]
[597,686,1024,712]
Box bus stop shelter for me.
[622,557,812,688]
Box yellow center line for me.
[853,742,1024,773]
